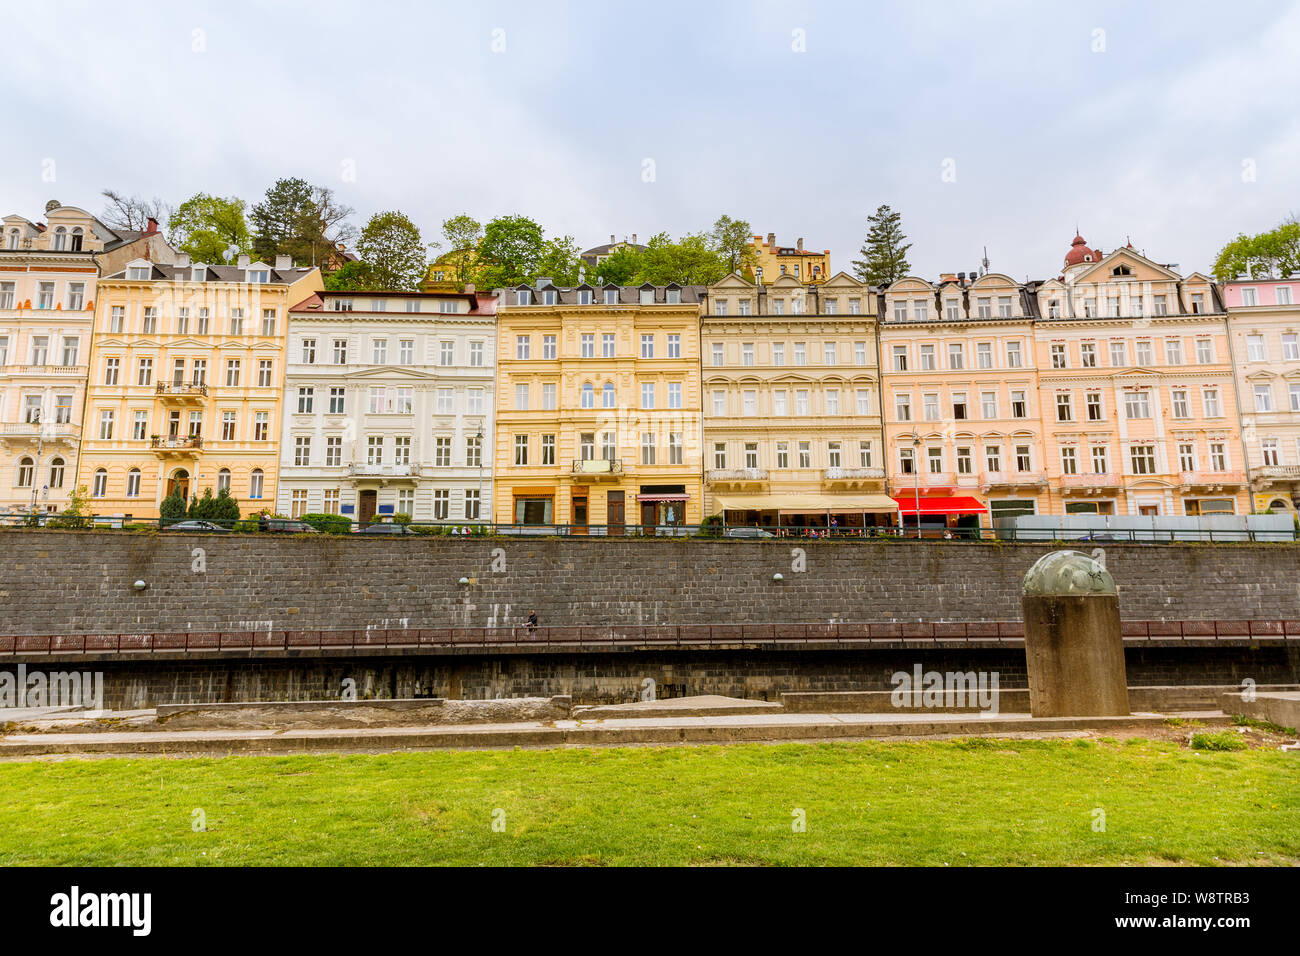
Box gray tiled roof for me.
[498,282,706,305]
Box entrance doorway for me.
[571,491,588,534]
[607,490,624,535]
[166,468,190,502]
[359,489,378,525]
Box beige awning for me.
[713,493,900,514]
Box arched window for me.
[70,227,83,252]
[249,468,264,499]
[602,382,616,408]
[126,468,141,498]
[48,457,65,489]
[217,468,231,493]
[580,383,594,409]
[16,457,34,488]
[52,226,67,251]
[92,468,108,498]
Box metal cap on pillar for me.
[1021,550,1130,718]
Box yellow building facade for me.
[750,233,831,285]
[76,254,322,518]
[493,282,703,530]
[700,272,891,528]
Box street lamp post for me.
[912,431,921,540]
[29,411,43,516]
[475,426,484,526]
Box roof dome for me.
[1064,233,1100,267]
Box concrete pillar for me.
[1021,550,1130,717]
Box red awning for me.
[892,495,987,516]
[636,494,690,502]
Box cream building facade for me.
[1,201,173,513]
[76,254,322,518]
[700,272,891,528]
[1222,276,1300,512]
[277,289,497,524]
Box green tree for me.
[537,235,584,286]
[469,215,548,289]
[710,214,757,275]
[1212,219,1300,282]
[251,178,357,267]
[356,210,427,290]
[168,193,252,264]
[593,245,644,285]
[188,487,217,520]
[851,204,913,287]
[160,488,187,522]
[634,232,727,285]
[439,214,482,288]
[323,260,376,291]
[49,484,92,529]
[213,487,240,522]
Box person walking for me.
[526,609,539,637]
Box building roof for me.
[289,290,498,316]
[104,261,314,283]
[1063,232,1103,267]
[498,282,705,305]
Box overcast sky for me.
[5,0,1298,280]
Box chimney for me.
[275,254,292,271]
[632,233,637,245]
[939,273,956,283]
[797,238,804,252]
[957,272,966,283]
[175,253,192,268]
[610,234,615,245]
[146,217,158,235]
[767,232,775,247]
[237,254,251,270]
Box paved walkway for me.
[0,709,1230,758]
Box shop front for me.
[713,493,900,535]
[892,494,988,537]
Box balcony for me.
[892,471,958,491]
[1179,470,1247,491]
[706,467,767,488]
[151,435,203,457]
[980,471,1048,493]
[156,382,208,404]
[572,458,624,479]
[1060,473,1122,493]
[1254,464,1300,485]
[0,421,80,446]
[348,463,415,479]
[2,364,87,378]
[822,466,885,489]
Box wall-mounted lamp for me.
[132,579,148,591]
[772,572,784,582]
[458,577,470,586]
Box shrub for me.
[188,487,218,520]
[159,488,187,521]
[393,512,412,525]
[213,487,240,522]
[1189,731,1248,751]
[300,513,352,534]
[695,514,724,538]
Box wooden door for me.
[359,489,378,525]
[607,491,624,535]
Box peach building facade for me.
[879,273,1044,529]
[1032,239,1246,517]
[1222,276,1300,512]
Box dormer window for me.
[127,266,151,280]
[6,229,18,250]
[1111,265,1132,277]
[604,288,618,305]
[666,287,681,304]
[70,227,83,252]
[639,287,655,305]
[515,290,530,306]
[333,298,354,312]
[248,269,270,283]
[53,227,67,251]
[192,266,206,282]
[578,289,592,305]
[542,289,556,306]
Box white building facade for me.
[277,289,497,524]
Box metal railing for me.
[2,619,1295,657]
[0,514,1297,542]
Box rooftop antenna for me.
[981,246,990,276]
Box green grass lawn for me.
[1,738,1295,866]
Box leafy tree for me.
[593,245,644,285]
[634,232,727,286]
[1212,219,1300,282]
[469,215,548,289]
[438,214,483,287]
[324,260,376,291]
[168,193,251,263]
[851,204,913,287]
[710,214,757,274]
[251,178,357,267]
[160,488,187,521]
[188,487,217,519]
[537,235,584,286]
[49,484,92,529]
[356,210,427,290]
[100,189,172,234]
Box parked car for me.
[725,526,776,538]
[258,518,319,533]
[359,522,414,535]
[165,520,231,533]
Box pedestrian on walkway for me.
[526,609,538,637]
